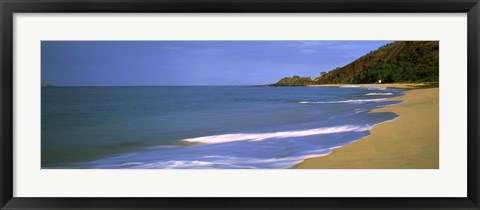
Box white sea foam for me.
[366,92,393,96]
[182,125,371,144]
[161,160,219,168]
[339,85,388,91]
[299,98,386,104]
[367,86,387,90]
[122,155,325,169]
[132,160,259,169]
[339,85,361,88]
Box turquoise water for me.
[41,86,403,169]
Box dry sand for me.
[296,87,439,169]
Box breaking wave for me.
[182,125,371,144]
[366,92,393,96]
[299,98,387,104]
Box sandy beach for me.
[296,87,439,169]
[307,83,437,89]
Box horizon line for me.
[42,85,271,87]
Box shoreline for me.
[296,87,439,169]
[307,83,437,89]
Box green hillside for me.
[273,41,439,86]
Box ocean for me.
[41,86,403,169]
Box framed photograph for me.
[1,0,479,209]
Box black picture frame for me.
[1,0,479,209]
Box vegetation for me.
[273,41,439,86]
[351,62,438,84]
[272,76,314,86]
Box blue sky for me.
[41,41,392,86]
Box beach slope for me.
[297,87,439,169]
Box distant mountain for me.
[41,82,53,87]
[273,76,315,86]
[273,41,439,86]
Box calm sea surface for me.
[42,86,403,169]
